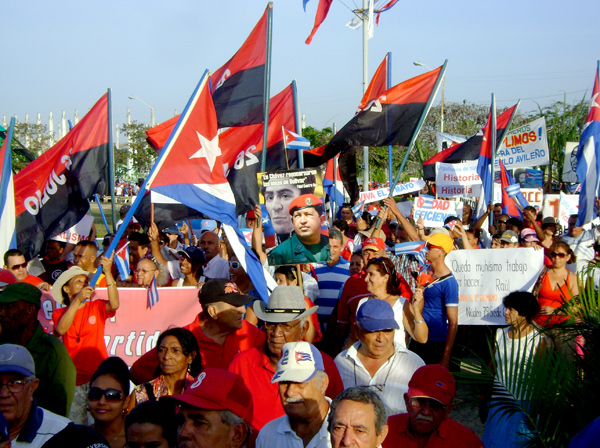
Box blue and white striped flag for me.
[395,241,427,266]
[148,275,159,309]
[351,201,365,219]
[0,119,17,257]
[282,127,310,150]
[114,243,130,281]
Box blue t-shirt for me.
[421,273,459,342]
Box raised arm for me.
[383,197,419,241]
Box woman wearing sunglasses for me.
[533,241,578,327]
[352,257,427,349]
[170,247,206,287]
[88,357,130,448]
[127,328,201,409]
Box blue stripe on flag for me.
[148,276,159,309]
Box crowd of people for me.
[0,191,598,448]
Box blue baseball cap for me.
[356,299,400,332]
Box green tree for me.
[119,121,156,180]
[302,126,333,148]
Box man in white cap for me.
[229,286,343,430]
[256,341,331,448]
[0,344,70,446]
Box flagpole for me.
[260,2,274,172]
[386,51,393,188]
[107,88,117,232]
[292,79,304,169]
[93,194,111,235]
[390,60,448,194]
[0,118,17,254]
[361,0,370,193]
[490,93,497,226]
[90,72,211,287]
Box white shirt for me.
[13,407,70,448]
[334,342,424,415]
[256,398,331,448]
[356,297,408,349]
[203,255,230,279]
[562,225,600,273]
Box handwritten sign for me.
[446,248,544,325]
[358,180,425,205]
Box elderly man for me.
[408,233,459,369]
[229,286,343,430]
[0,283,76,418]
[256,341,331,448]
[313,228,350,328]
[563,212,600,273]
[335,299,424,416]
[268,194,330,266]
[0,344,70,445]
[383,365,482,448]
[163,368,252,448]
[3,250,48,291]
[328,387,388,448]
[199,231,230,279]
[130,278,265,383]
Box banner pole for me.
[361,0,370,193]
[390,59,448,194]
[107,88,117,232]
[292,79,304,169]
[387,52,393,187]
[260,2,274,172]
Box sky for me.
[1,0,598,135]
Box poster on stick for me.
[446,248,544,325]
[358,179,425,205]
[413,195,462,228]
[435,161,482,198]
[495,117,549,170]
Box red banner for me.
[38,287,201,365]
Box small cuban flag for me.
[395,241,428,266]
[114,243,130,281]
[351,201,365,219]
[282,127,310,150]
[148,275,159,309]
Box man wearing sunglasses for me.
[3,249,49,292]
[0,344,70,446]
[383,365,482,447]
[229,286,343,430]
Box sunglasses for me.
[426,243,443,251]
[496,220,507,224]
[373,257,391,275]
[9,262,27,271]
[229,261,241,269]
[549,252,568,259]
[88,387,124,402]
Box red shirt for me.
[383,413,483,448]
[130,318,265,384]
[52,299,115,385]
[22,274,44,287]
[229,344,344,430]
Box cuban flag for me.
[575,64,600,227]
[114,243,130,281]
[145,71,271,300]
[147,276,159,309]
[499,160,528,218]
[282,127,310,151]
[374,0,400,24]
[351,201,365,219]
[0,118,17,258]
[324,156,345,209]
[395,241,427,266]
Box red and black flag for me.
[14,94,109,258]
[305,65,444,167]
[210,5,268,128]
[358,53,389,113]
[422,106,518,180]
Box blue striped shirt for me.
[313,258,350,324]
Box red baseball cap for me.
[162,368,253,423]
[362,237,385,252]
[407,365,456,406]
[288,194,323,214]
[0,269,17,288]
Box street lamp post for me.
[128,96,155,127]
[413,61,444,133]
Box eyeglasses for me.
[87,387,124,402]
[496,220,507,224]
[9,262,27,271]
[408,397,447,411]
[229,261,241,269]
[549,252,568,259]
[0,379,31,393]
[136,268,156,274]
[264,321,300,333]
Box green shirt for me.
[268,233,330,265]
[24,324,76,417]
